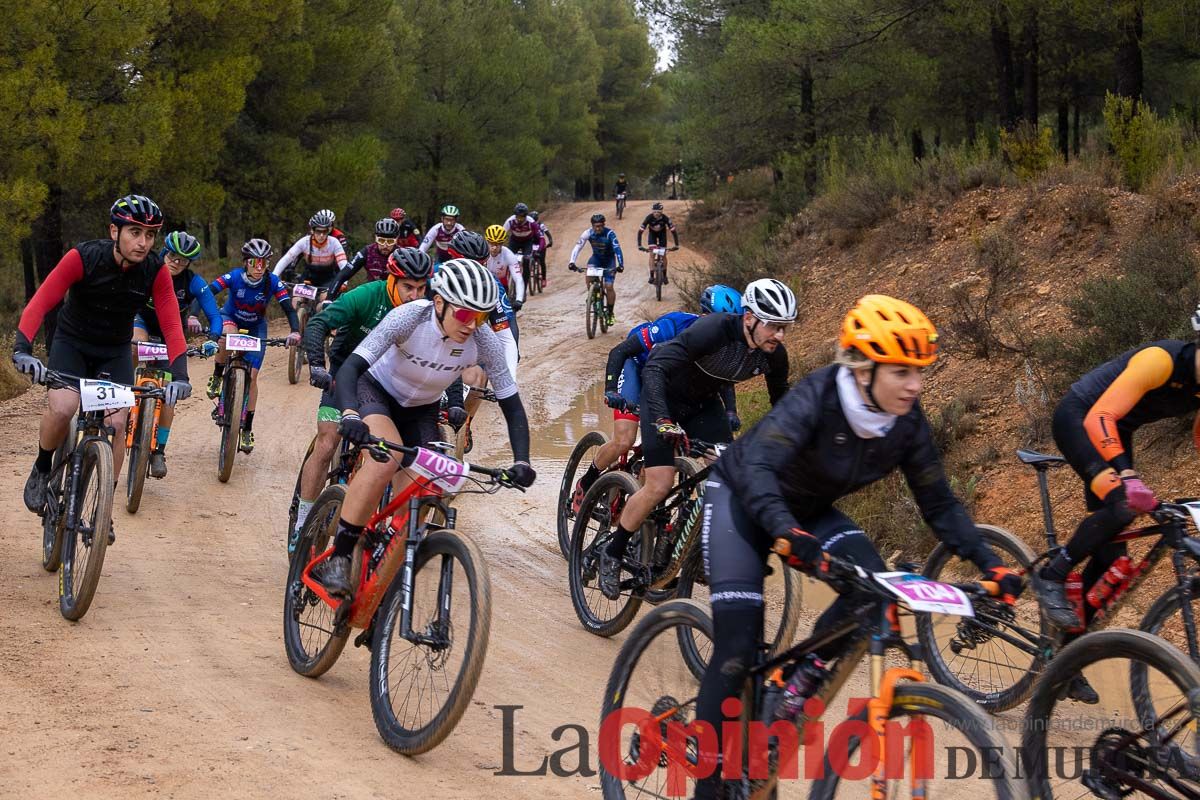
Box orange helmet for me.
[840,295,939,366]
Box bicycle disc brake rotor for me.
[950,601,1013,654]
[1084,727,1149,799]
[628,695,687,769]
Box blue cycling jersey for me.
[210,269,290,326]
[569,226,624,267]
[626,311,699,367]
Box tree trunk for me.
[911,127,926,161]
[800,59,817,194]
[991,6,1019,129]
[1115,1,1144,99]
[21,237,36,301]
[1072,101,1081,156]
[1021,9,1039,124]
[1057,99,1070,161]
[31,184,65,349]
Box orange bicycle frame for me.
[125,368,165,448]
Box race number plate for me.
[586,266,606,278]
[136,342,168,361]
[292,283,318,300]
[409,447,469,494]
[80,379,135,412]
[873,572,974,617]
[226,334,261,352]
[532,244,541,252]
[653,247,666,256]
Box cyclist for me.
[419,204,465,264]
[595,279,796,600]
[390,207,421,248]
[502,203,539,273]
[328,218,401,297]
[613,173,628,199]
[292,247,434,546]
[530,210,553,287]
[14,195,192,519]
[483,224,525,311]
[313,259,536,598]
[570,285,744,513]
[131,230,221,478]
[271,209,349,301]
[1032,323,1200,701]
[637,202,680,285]
[206,239,302,453]
[686,295,1019,800]
[568,213,624,327]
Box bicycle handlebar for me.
[42,370,165,399]
[361,434,525,492]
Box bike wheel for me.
[917,524,1049,712]
[287,307,307,384]
[59,439,114,621]
[41,420,76,573]
[1133,576,1200,740]
[599,599,713,799]
[216,368,244,483]
[369,529,491,754]
[654,268,662,302]
[283,484,350,677]
[287,435,318,553]
[125,396,155,514]
[557,430,611,560]
[644,456,703,605]
[586,288,598,339]
[1023,629,1200,800]
[568,470,644,636]
[810,681,1026,800]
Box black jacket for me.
[715,364,1000,570]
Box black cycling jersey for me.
[715,364,1000,570]
[60,240,166,345]
[639,312,788,425]
[639,213,675,233]
[1068,339,1200,438]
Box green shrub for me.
[944,227,1021,358]
[1103,92,1179,191]
[675,241,798,314]
[1000,123,1057,180]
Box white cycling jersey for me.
[486,246,525,303]
[272,234,347,277]
[353,299,516,408]
[419,222,465,255]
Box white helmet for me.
[742,279,797,323]
[309,209,336,229]
[431,258,499,312]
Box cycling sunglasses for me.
[245,257,268,269]
[450,306,488,326]
[311,227,331,236]
[375,236,397,247]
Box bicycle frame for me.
[300,471,456,632]
[125,365,166,450]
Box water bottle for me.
[1086,556,1133,608]
[1064,572,1086,633]
[773,655,827,722]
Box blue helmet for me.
[700,284,743,314]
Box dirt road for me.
[0,200,704,799]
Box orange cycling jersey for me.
[1068,339,1200,473]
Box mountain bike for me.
[616,193,627,220]
[599,553,1025,800]
[643,245,678,302]
[567,439,801,653]
[124,341,207,513]
[558,428,635,560]
[570,264,611,339]
[1021,628,1200,800]
[917,446,1200,715]
[212,331,287,483]
[287,434,360,555]
[284,436,524,753]
[40,370,165,620]
[529,242,547,295]
[283,281,327,385]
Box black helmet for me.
[514,202,529,215]
[652,202,664,211]
[375,218,400,237]
[448,229,489,262]
[241,238,273,259]
[590,213,606,225]
[529,210,540,221]
[111,194,164,229]
[387,247,433,281]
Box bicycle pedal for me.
[353,627,374,650]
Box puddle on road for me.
[530,381,609,461]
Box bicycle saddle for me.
[1016,449,1067,468]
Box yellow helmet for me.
[484,224,508,245]
[840,295,939,367]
